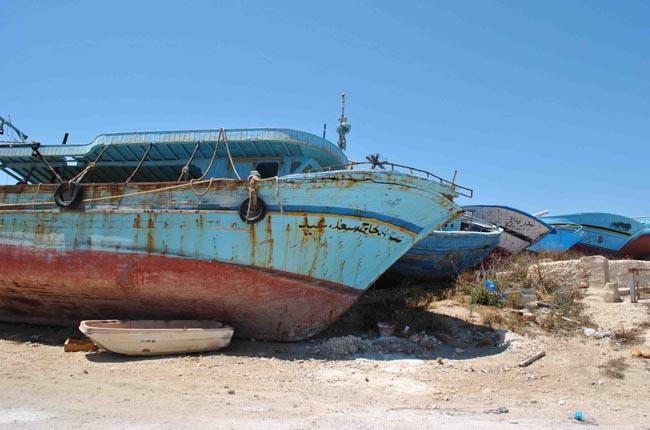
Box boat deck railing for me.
[308,160,473,198]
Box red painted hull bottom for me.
[619,235,650,260]
[573,237,650,260]
[0,245,362,341]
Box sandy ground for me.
[1,285,650,430]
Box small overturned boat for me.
[463,205,552,254]
[79,320,234,356]
[385,214,502,281]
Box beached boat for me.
[619,218,650,260]
[463,205,552,254]
[540,213,650,259]
[526,224,584,253]
[0,126,464,341]
[385,214,502,281]
[79,320,234,356]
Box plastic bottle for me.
[484,280,496,292]
[568,411,595,423]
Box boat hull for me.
[619,233,650,260]
[526,228,583,253]
[386,229,501,280]
[79,320,234,356]
[464,205,552,254]
[0,170,462,341]
[541,213,648,259]
[0,244,362,341]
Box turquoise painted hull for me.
[387,225,501,281]
[0,169,462,340]
[541,213,648,258]
[526,228,583,253]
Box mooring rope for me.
[189,177,214,197]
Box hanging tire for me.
[54,182,83,209]
[239,197,266,224]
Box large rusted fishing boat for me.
[0,115,464,341]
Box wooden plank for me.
[519,350,546,367]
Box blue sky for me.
[1,1,648,217]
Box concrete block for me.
[580,255,610,288]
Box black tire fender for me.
[54,182,83,209]
[239,197,266,224]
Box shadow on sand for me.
[0,285,514,363]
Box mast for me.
[0,115,28,143]
[336,93,351,151]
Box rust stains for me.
[133,214,141,229]
[249,223,256,262]
[146,231,155,253]
[264,216,274,265]
[34,223,45,239]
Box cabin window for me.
[230,161,255,179]
[256,162,279,178]
[290,162,302,173]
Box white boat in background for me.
[79,320,234,356]
[464,205,552,254]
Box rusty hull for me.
[0,169,462,341]
[0,244,361,341]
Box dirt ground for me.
[1,283,649,430]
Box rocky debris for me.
[602,282,622,303]
[500,331,526,349]
[583,328,612,339]
[313,333,442,358]
[484,406,509,414]
[631,347,650,359]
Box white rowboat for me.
[79,320,234,356]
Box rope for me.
[70,162,96,183]
[274,176,283,214]
[0,179,220,208]
[70,145,110,183]
[178,141,202,182]
[223,131,240,180]
[31,183,41,208]
[0,175,287,210]
[245,174,284,214]
[125,143,153,184]
[246,173,259,220]
[189,177,214,197]
[197,128,223,181]
[33,148,64,183]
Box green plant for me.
[469,285,502,307]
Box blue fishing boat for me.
[386,214,502,281]
[526,224,584,253]
[0,118,464,341]
[541,213,650,259]
[464,205,552,253]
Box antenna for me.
[0,115,28,142]
[336,92,351,150]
